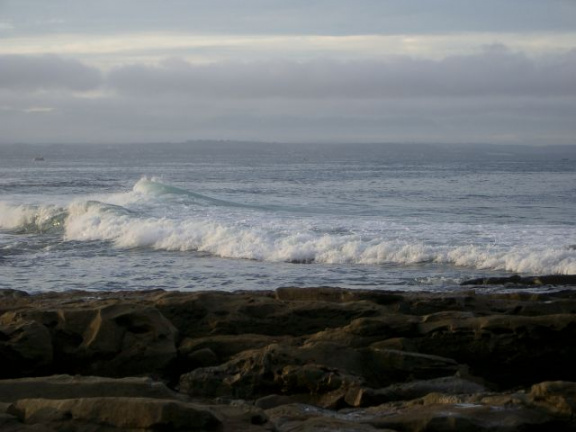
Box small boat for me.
[33,157,45,162]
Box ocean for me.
[1,142,575,294]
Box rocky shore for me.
[2,282,576,431]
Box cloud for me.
[107,47,576,99]
[0,54,102,91]
[2,32,575,67]
[1,47,575,145]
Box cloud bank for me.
[0,55,102,91]
[106,47,576,99]
[1,46,575,145]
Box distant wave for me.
[132,177,268,210]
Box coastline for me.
[2,284,576,431]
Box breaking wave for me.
[2,178,575,275]
[0,202,67,234]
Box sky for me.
[0,0,575,145]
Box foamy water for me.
[1,143,575,292]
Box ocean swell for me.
[2,177,575,276]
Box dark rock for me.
[9,397,222,431]
[185,347,220,368]
[275,286,403,305]
[265,403,381,432]
[179,333,288,364]
[367,403,554,432]
[364,348,459,386]
[0,314,52,378]
[75,304,178,377]
[415,313,576,387]
[255,394,298,410]
[461,274,576,287]
[346,376,487,407]
[0,375,183,404]
[529,381,576,417]
[0,290,29,299]
[179,342,364,403]
[2,287,576,430]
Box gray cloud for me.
[1,47,575,145]
[0,55,102,91]
[106,47,576,99]
[1,88,575,145]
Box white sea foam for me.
[58,195,576,275]
[0,202,66,232]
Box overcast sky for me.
[1,0,575,145]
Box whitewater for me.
[1,142,575,293]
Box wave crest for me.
[61,202,576,274]
[0,202,67,234]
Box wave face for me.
[0,202,67,234]
[2,177,575,276]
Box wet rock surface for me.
[1,284,576,431]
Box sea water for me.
[1,142,575,293]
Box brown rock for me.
[76,304,178,376]
[307,316,420,348]
[255,394,298,410]
[179,333,287,364]
[275,286,402,305]
[179,342,364,402]
[0,314,52,378]
[461,274,576,287]
[364,348,459,386]
[265,403,382,432]
[367,403,554,432]
[0,375,183,404]
[9,397,221,431]
[415,313,576,387]
[529,381,576,417]
[346,376,487,407]
[185,347,219,368]
[277,416,381,432]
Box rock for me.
[209,403,271,431]
[307,316,420,348]
[265,403,381,432]
[364,349,459,386]
[255,394,298,410]
[369,337,419,353]
[461,274,576,287]
[185,347,220,368]
[275,286,403,305]
[529,381,576,417]
[0,375,183,403]
[179,342,364,403]
[0,314,52,378]
[75,304,178,377]
[346,376,487,407]
[179,334,287,364]
[2,287,576,430]
[366,403,554,432]
[277,416,381,432]
[158,290,380,338]
[0,289,29,299]
[415,313,576,387]
[9,397,222,431]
